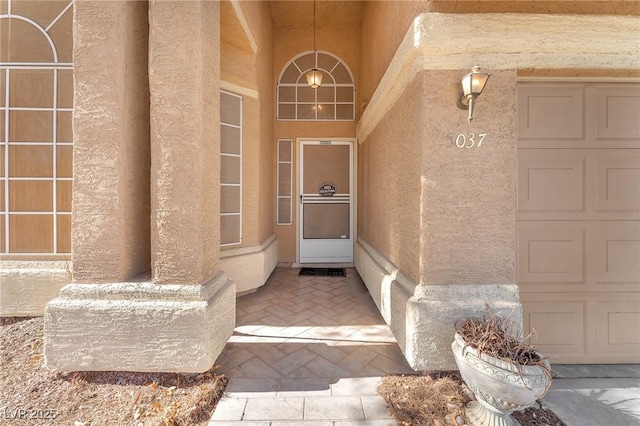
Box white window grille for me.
[276,139,293,225]
[277,50,355,121]
[220,90,242,246]
[1,0,73,255]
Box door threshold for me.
[292,262,354,269]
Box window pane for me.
[57,214,71,253]
[303,203,349,239]
[221,186,240,214]
[56,180,72,212]
[278,140,292,162]
[297,86,315,103]
[57,111,72,142]
[278,104,295,119]
[278,198,291,225]
[278,163,291,196]
[221,92,241,126]
[332,63,351,84]
[9,214,53,253]
[9,180,52,211]
[57,145,73,177]
[9,110,52,142]
[0,214,4,252]
[279,86,295,102]
[294,55,315,74]
[9,145,53,177]
[0,69,5,107]
[58,69,73,108]
[297,104,315,120]
[317,87,334,103]
[336,104,354,120]
[317,53,338,73]
[317,104,335,120]
[9,69,54,108]
[221,125,241,155]
[336,87,354,103]
[221,214,241,245]
[221,155,240,185]
[281,63,299,84]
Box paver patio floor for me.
[209,267,414,424]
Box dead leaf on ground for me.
[1,317,228,426]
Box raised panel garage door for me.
[517,82,640,363]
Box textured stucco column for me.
[408,69,521,370]
[145,0,234,368]
[149,1,221,284]
[70,1,151,282]
[45,0,234,372]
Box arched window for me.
[1,0,73,254]
[277,51,355,121]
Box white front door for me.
[299,140,354,263]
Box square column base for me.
[407,284,522,371]
[44,272,235,372]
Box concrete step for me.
[209,394,394,424]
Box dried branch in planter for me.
[455,308,542,366]
[455,308,553,397]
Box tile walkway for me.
[209,267,414,425]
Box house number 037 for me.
[455,132,487,148]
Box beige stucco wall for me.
[358,1,639,126]
[72,0,150,282]
[358,1,427,113]
[256,4,275,246]
[273,23,360,263]
[357,77,422,282]
[221,1,274,250]
[357,67,517,286]
[429,1,640,15]
[419,69,517,285]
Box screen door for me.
[299,140,353,263]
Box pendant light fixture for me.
[306,0,322,89]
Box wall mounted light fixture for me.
[457,66,490,122]
[306,0,322,89]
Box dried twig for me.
[455,307,553,397]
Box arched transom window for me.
[277,51,355,121]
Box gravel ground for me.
[0,317,227,426]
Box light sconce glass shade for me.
[306,68,323,89]
[457,65,490,121]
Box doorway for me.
[299,139,354,263]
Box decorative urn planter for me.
[452,332,551,426]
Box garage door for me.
[517,82,640,363]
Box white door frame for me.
[297,138,357,264]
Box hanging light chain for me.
[313,0,317,54]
